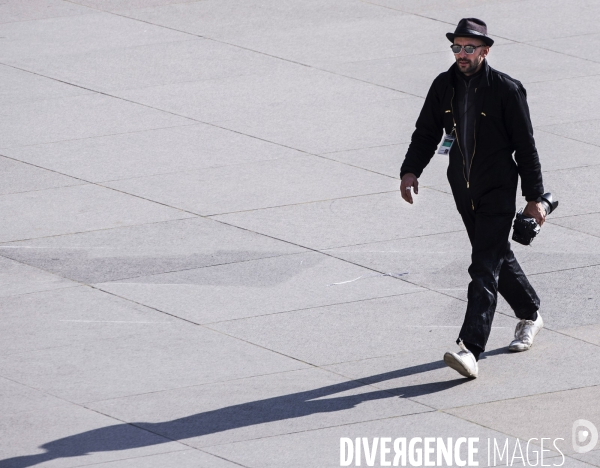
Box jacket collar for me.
[448,59,491,88]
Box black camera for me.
[512,192,558,246]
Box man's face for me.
[453,36,489,75]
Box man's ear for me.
[482,46,490,58]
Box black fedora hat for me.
[446,18,494,46]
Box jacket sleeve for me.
[400,77,444,179]
[505,84,544,201]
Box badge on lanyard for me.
[437,134,455,155]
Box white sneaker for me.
[509,312,544,352]
[444,340,478,378]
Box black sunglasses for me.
[451,44,486,54]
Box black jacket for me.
[400,60,544,207]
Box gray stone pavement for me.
[0,0,599,467]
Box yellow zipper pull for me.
[467,181,470,188]
[471,200,475,210]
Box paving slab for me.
[104,155,397,215]
[323,42,600,99]
[550,213,600,240]
[95,251,423,324]
[68,450,241,468]
[532,32,600,63]
[0,64,93,106]
[0,184,190,243]
[11,38,288,93]
[325,330,600,410]
[206,292,517,366]
[116,64,405,122]
[425,0,600,42]
[0,288,305,402]
[0,256,77,298]
[445,385,600,456]
[214,189,462,250]
[0,155,82,196]
[71,0,204,12]
[572,449,600,467]
[496,457,597,468]
[559,323,600,347]
[508,224,600,274]
[0,11,192,62]
[534,130,600,172]
[540,164,600,218]
[527,265,600,330]
[326,223,600,308]
[115,65,415,154]
[322,144,451,186]
[539,119,600,149]
[1,124,303,183]
[1,286,179,356]
[487,43,600,84]
[326,230,472,298]
[527,76,600,127]
[207,97,424,154]
[0,94,193,149]
[0,217,303,283]
[207,15,454,66]
[0,404,185,468]
[364,0,529,15]
[0,0,92,24]
[203,411,532,468]
[0,376,72,417]
[117,0,403,42]
[86,367,429,449]
[322,50,458,98]
[2,2,600,467]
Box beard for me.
[456,57,481,75]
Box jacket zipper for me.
[468,87,478,187]
[450,87,475,210]
[449,88,469,187]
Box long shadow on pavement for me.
[0,348,509,467]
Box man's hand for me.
[522,200,546,226]
[400,173,419,204]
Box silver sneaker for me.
[509,312,544,352]
[444,340,478,378]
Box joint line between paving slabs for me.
[545,220,600,240]
[0,122,199,151]
[0,62,317,158]
[67,449,191,468]
[196,410,438,450]
[0,63,410,190]
[204,190,398,217]
[493,308,600,350]
[86,284,336,373]
[60,0,424,98]
[537,127,600,149]
[0,372,210,463]
[89,270,452,416]
[364,0,600,66]
[528,262,600,277]
[321,229,465,251]
[201,291,426,326]
[91,285,449,420]
[82,368,317,405]
[207,216,480,309]
[77,405,252,468]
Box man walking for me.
[399,18,545,378]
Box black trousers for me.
[453,186,540,354]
